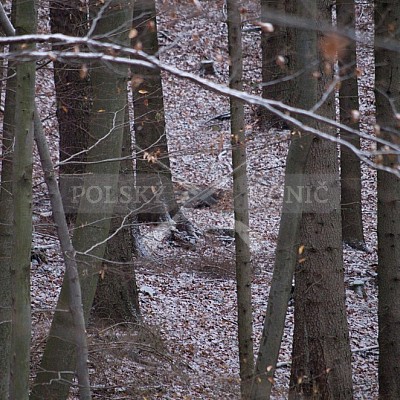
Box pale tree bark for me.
[227,0,254,397]
[30,2,133,399]
[337,0,365,250]
[288,1,353,399]
[93,105,141,323]
[9,0,37,399]
[375,2,400,398]
[34,105,92,399]
[260,0,290,129]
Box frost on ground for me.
[28,0,379,399]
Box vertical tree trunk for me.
[375,2,400,398]
[227,0,254,397]
[131,0,180,222]
[337,0,365,250]
[260,0,290,128]
[9,0,37,398]
[93,105,141,323]
[49,0,90,174]
[289,137,353,400]
[288,1,353,398]
[30,2,133,399]
[0,35,16,400]
[49,0,90,220]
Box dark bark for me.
[375,2,400,398]
[289,138,353,400]
[131,0,179,222]
[337,0,365,250]
[260,0,291,129]
[288,1,353,399]
[49,0,90,176]
[0,20,16,395]
[49,0,91,222]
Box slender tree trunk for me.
[30,2,133,399]
[260,0,290,129]
[252,0,319,397]
[227,1,254,397]
[337,0,365,250]
[0,9,16,393]
[251,132,314,400]
[9,1,37,398]
[34,105,92,399]
[131,0,180,222]
[288,1,353,399]
[375,2,400,398]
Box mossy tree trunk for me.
[9,0,37,398]
[93,105,141,323]
[30,2,133,399]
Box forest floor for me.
[29,0,379,399]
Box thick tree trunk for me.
[93,106,141,323]
[49,0,90,174]
[227,1,254,397]
[337,0,365,250]
[30,2,133,399]
[289,138,353,400]
[9,1,37,398]
[49,0,90,221]
[260,0,290,128]
[375,2,400,398]
[288,1,353,399]
[131,0,179,222]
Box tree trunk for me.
[93,105,141,323]
[49,0,90,220]
[251,131,314,400]
[9,0,37,398]
[227,1,254,397]
[260,0,290,129]
[375,2,400,398]
[337,0,365,250]
[30,2,133,399]
[0,38,16,400]
[288,1,353,399]
[131,0,180,222]
[49,0,89,174]
[289,138,353,400]
[34,104,92,399]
